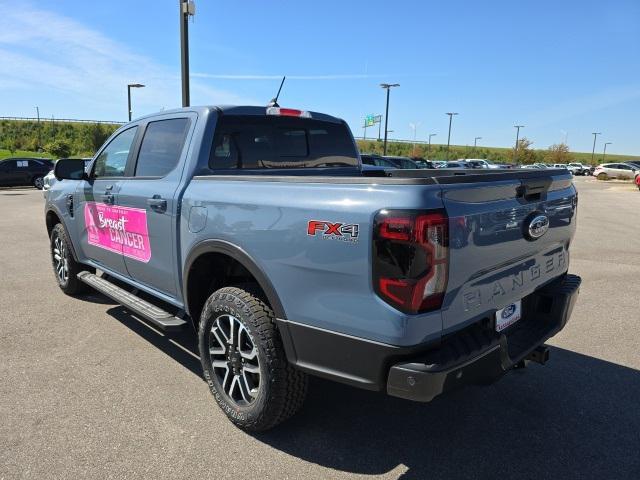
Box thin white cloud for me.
[0,2,258,118]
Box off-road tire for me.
[198,286,307,431]
[50,223,89,295]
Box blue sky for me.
[1,0,639,154]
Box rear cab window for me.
[209,115,358,171]
[135,118,191,177]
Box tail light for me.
[373,209,449,314]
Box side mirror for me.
[54,159,88,180]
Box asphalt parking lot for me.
[1,177,639,480]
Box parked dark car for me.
[443,161,472,169]
[411,158,436,168]
[623,161,640,171]
[382,156,422,169]
[0,157,53,189]
[360,154,397,169]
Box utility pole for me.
[445,112,458,160]
[180,0,196,107]
[513,125,525,161]
[591,132,601,164]
[602,142,612,163]
[428,133,436,158]
[35,106,41,151]
[380,83,399,155]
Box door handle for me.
[147,196,167,213]
[101,194,115,204]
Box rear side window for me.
[209,116,358,170]
[135,118,190,177]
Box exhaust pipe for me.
[526,345,550,365]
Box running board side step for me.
[77,272,187,332]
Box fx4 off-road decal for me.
[307,220,359,244]
[84,202,151,262]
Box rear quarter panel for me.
[181,179,444,346]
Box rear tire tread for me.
[199,286,307,431]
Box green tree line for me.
[0,120,120,159]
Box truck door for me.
[77,126,139,277]
[116,116,193,298]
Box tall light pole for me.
[180,0,196,107]
[445,112,458,160]
[35,106,41,151]
[591,132,601,164]
[409,122,421,156]
[428,133,436,158]
[602,142,612,163]
[513,125,525,161]
[474,136,482,148]
[380,83,400,155]
[127,84,145,121]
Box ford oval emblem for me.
[526,214,549,240]
[502,304,516,319]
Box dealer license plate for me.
[495,300,522,332]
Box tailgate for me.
[441,171,577,334]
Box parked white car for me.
[593,163,639,180]
[462,158,501,169]
[567,163,589,175]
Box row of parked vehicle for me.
[360,155,640,184]
[360,155,515,170]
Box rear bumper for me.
[387,273,581,402]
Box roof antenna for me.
[268,76,286,107]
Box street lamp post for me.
[591,132,601,164]
[35,106,41,151]
[127,84,145,121]
[474,136,482,148]
[445,112,458,160]
[409,122,421,156]
[602,142,612,163]
[513,125,525,161]
[428,133,436,158]
[380,83,400,155]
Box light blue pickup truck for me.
[46,105,581,431]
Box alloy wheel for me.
[52,234,69,284]
[208,314,261,405]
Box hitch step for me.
[526,345,550,365]
[77,272,187,332]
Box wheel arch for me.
[183,240,287,324]
[45,208,80,262]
